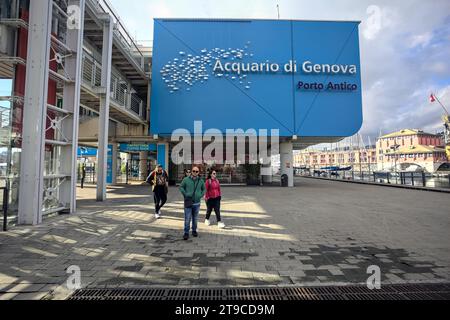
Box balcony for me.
[84,0,149,100]
[80,49,147,124]
[0,0,149,125]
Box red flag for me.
[430,94,436,103]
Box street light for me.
[390,141,401,184]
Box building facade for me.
[151,18,364,187]
[376,129,448,173]
[293,129,450,174]
[293,146,377,172]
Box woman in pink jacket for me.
[204,170,225,228]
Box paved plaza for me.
[0,178,449,300]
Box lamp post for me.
[390,139,401,184]
[357,135,363,181]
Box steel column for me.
[59,0,85,213]
[96,16,113,201]
[18,0,53,225]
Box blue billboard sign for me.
[77,147,97,157]
[151,19,363,137]
[119,143,157,153]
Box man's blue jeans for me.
[184,203,200,235]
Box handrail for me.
[92,0,145,68]
[81,50,145,119]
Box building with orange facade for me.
[294,145,377,172]
[376,129,448,173]
[294,129,449,173]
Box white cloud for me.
[147,2,172,18]
[409,32,433,48]
[426,62,450,75]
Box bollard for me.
[422,172,426,187]
[411,172,415,186]
[387,173,390,184]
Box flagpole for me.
[433,94,449,116]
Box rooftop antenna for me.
[277,4,280,19]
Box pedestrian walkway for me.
[0,178,449,300]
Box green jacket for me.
[179,176,206,204]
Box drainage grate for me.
[68,283,450,301]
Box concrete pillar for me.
[280,141,294,187]
[261,149,273,184]
[18,0,52,225]
[61,0,85,214]
[262,163,273,184]
[139,151,149,180]
[96,16,113,201]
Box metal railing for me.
[76,163,97,185]
[299,169,450,189]
[81,50,145,119]
[130,93,143,115]
[90,0,145,70]
[2,1,146,71]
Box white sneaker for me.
[155,213,161,219]
[205,219,211,226]
[218,222,226,229]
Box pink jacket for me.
[205,178,221,201]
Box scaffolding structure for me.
[0,0,150,225]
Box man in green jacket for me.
[179,166,206,240]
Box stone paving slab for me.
[0,180,449,300]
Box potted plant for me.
[244,163,261,186]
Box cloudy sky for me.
[109,0,450,140]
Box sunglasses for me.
[192,170,199,173]
[212,172,217,175]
